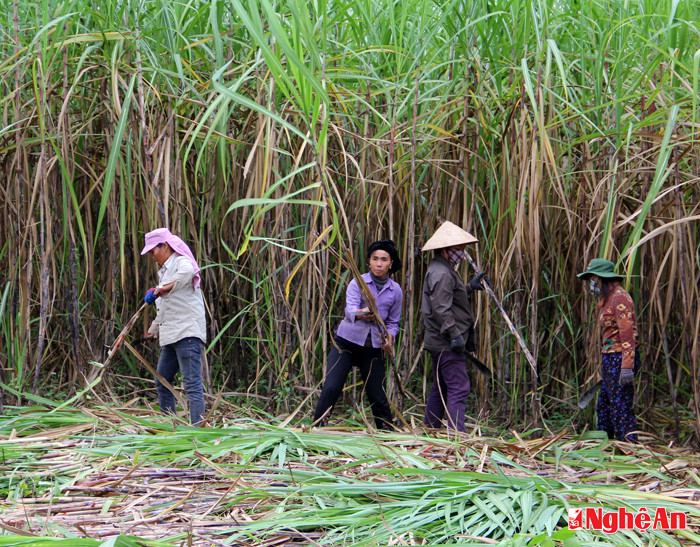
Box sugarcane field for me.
[1,0,700,546]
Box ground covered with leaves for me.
[0,402,699,547]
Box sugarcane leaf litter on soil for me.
[0,405,698,546]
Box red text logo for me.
[568,507,687,533]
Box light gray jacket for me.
[148,254,206,346]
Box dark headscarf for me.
[367,239,402,274]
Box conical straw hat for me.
[422,221,478,251]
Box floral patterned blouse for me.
[598,285,638,369]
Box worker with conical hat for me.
[421,221,485,433]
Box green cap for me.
[577,258,623,280]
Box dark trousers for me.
[424,349,471,432]
[156,337,205,426]
[597,350,639,442]
[313,336,393,429]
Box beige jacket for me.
[148,254,206,346]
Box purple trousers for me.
[424,349,471,432]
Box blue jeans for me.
[156,337,205,425]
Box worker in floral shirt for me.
[578,259,639,442]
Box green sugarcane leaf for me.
[94,75,135,246]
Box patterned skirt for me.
[596,350,639,442]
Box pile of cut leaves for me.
[0,403,698,546]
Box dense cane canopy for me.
[0,0,698,438]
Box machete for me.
[577,380,603,409]
[465,352,492,378]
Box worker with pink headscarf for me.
[141,228,206,425]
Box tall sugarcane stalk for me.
[464,251,538,380]
[87,303,148,383]
[0,0,698,432]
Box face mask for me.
[589,279,602,297]
[445,248,466,267]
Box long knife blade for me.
[577,380,603,409]
[465,352,492,378]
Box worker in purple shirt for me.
[313,240,403,429]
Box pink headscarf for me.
[140,228,201,289]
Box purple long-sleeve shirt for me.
[335,272,403,348]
